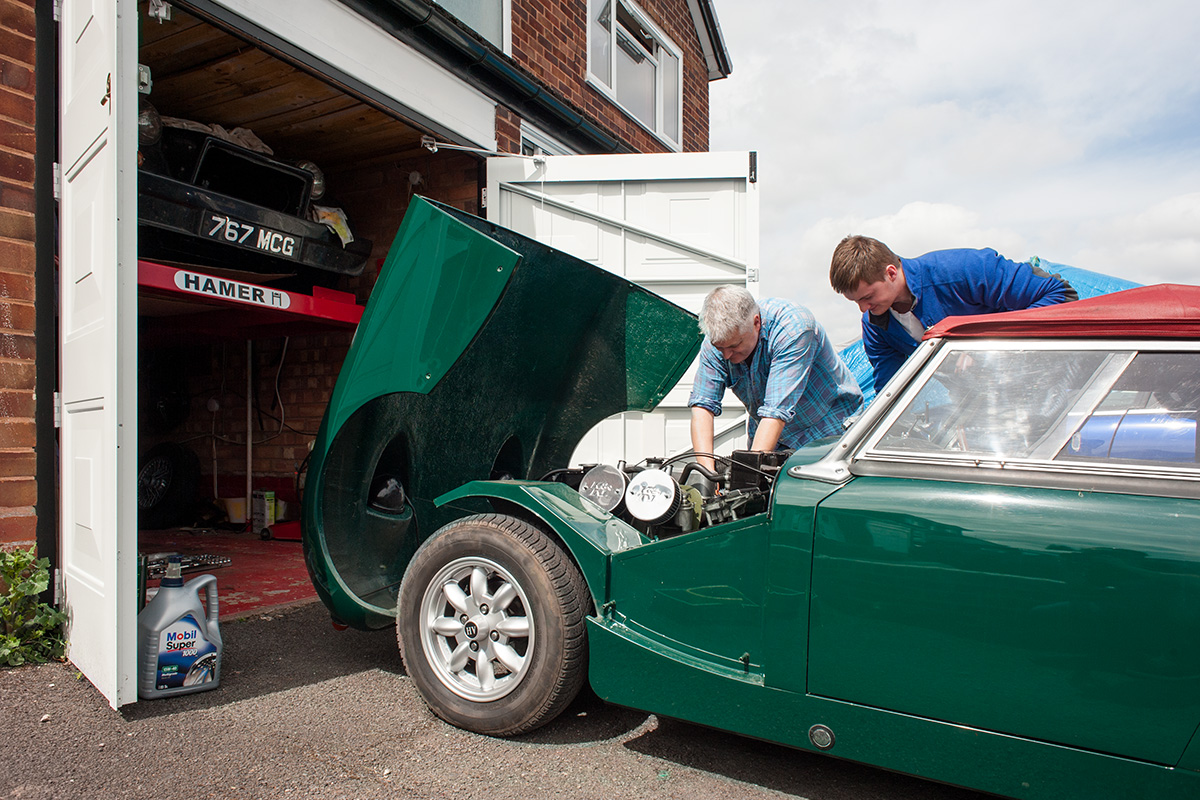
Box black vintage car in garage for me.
[136,98,371,283]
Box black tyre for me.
[397,513,588,736]
[140,357,191,434]
[137,442,200,530]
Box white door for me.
[487,151,759,466]
[59,0,139,708]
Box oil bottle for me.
[137,556,223,699]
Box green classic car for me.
[303,197,1200,800]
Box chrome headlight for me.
[138,98,162,146]
[296,159,326,200]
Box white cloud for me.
[709,0,1200,345]
[1073,193,1200,283]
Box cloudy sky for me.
[708,0,1200,345]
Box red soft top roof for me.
[925,284,1200,340]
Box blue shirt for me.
[689,298,863,449]
[863,249,1077,393]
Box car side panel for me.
[607,516,771,672]
[760,475,843,691]
[587,614,1200,800]
[808,476,1200,765]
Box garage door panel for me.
[59,0,138,709]
[490,153,758,466]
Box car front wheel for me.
[397,513,588,736]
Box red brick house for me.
[2,0,738,704]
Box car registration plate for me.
[200,213,301,261]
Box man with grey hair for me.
[688,285,863,469]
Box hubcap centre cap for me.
[463,614,494,641]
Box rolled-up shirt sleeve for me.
[756,322,814,422]
[687,342,727,416]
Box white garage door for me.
[58,0,140,708]
[487,151,759,467]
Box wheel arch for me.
[478,499,599,617]
[436,480,650,615]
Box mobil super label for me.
[137,556,223,699]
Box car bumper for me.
[138,170,371,277]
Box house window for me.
[432,0,510,53]
[520,123,575,157]
[588,0,683,149]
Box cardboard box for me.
[252,489,276,531]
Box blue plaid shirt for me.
[688,298,863,449]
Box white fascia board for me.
[685,0,732,80]
[498,151,755,182]
[212,0,497,149]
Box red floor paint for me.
[140,528,316,620]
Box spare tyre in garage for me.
[138,442,200,530]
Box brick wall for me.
[509,0,710,154]
[334,149,480,303]
[496,106,522,154]
[0,0,36,549]
[162,150,483,512]
[170,334,352,511]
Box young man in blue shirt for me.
[830,235,1078,393]
[688,285,863,470]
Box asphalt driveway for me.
[0,601,990,800]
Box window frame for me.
[519,122,577,157]
[431,0,512,54]
[844,339,1200,499]
[586,0,685,151]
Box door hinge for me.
[137,64,153,95]
[148,0,173,23]
[480,187,487,209]
[53,0,62,22]
[54,568,63,606]
[53,391,61,428]
[746,267,760,283]
[52,162,61,201]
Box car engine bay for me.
[544,449,792,539]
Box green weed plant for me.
[0,547,67,667]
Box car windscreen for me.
[864,346,1200,469]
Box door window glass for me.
[1056,352,1200,466]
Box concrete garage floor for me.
[0,603,991,800]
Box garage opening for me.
[133,1,484,617]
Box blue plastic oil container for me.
[137,556,223,699]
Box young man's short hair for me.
[700,285,759,344]
[829,235,901,294]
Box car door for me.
[807,342,1200,766]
